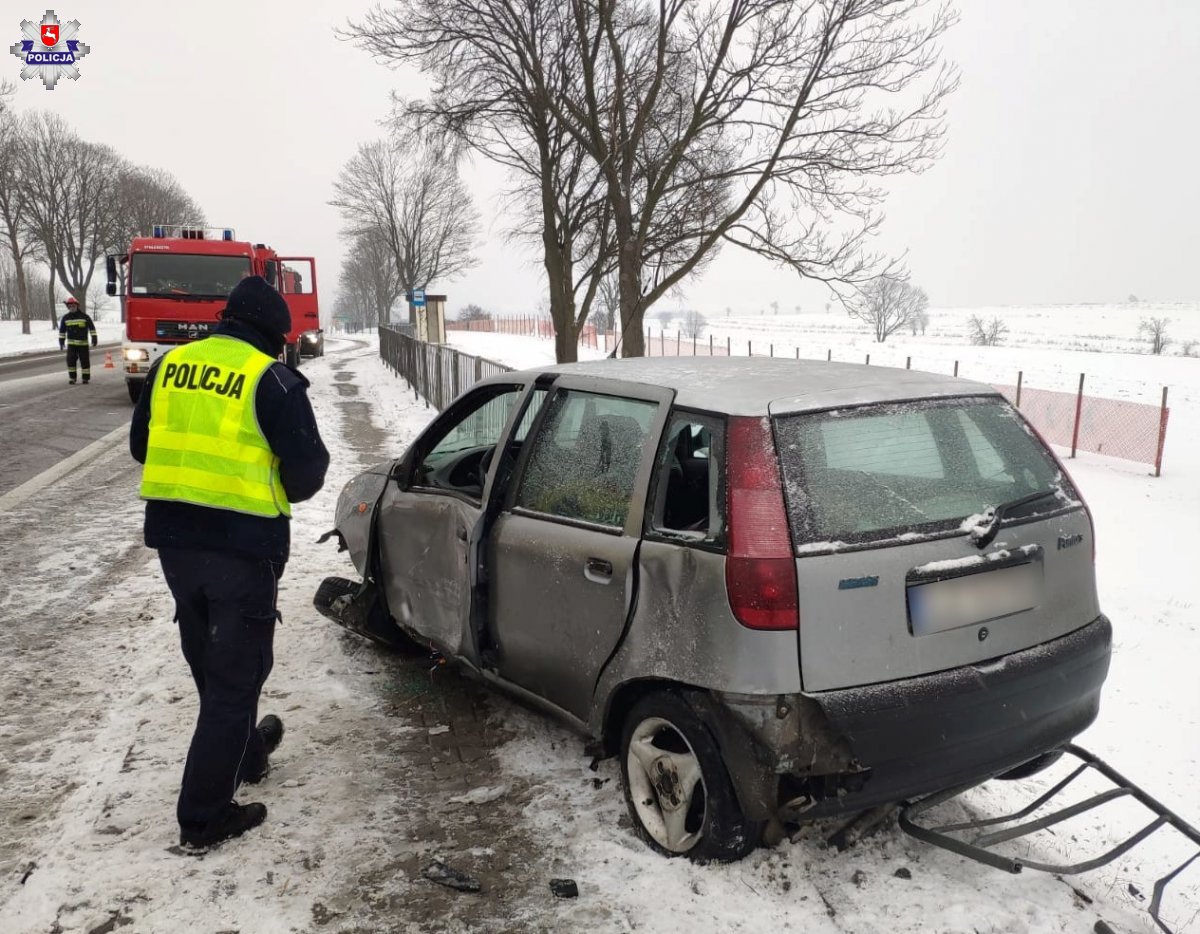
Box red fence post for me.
[693,334,697,356]
[660,330,665,356]
[1155,386,1170,477]
[676,329,682,356]
[709,334,713,355]
[726,335,731,355]
[1015,371,1024,408]
[1070,373,1085,458]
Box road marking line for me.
[0,422,130,513]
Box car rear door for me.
[488,377,673,721]
[771,395,1100,692]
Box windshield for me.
[774,396,1077,550]
[130,253,251,298]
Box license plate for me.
[908,561,1043,636]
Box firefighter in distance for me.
[58,296,98,384]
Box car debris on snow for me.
[423,860,481,893]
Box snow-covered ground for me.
[0,319,124,356]
[0,320,1196,934]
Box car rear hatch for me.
[770,394,1100,694]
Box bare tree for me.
[846,277,928,343]
[112,165,205,245]
[458,303,492,322]
[967,314,1007,346]
[345,0,616,362]
[593,273,620,331]
[1138,317,1171,355]
[19,112,124,314]
[345,227,404,325]
[0,93,36,334]
[682,308,707,339]
[546,0,956,355]
[331,137,479,325]
[908,306,931,336]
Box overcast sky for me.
[10,0,1200,318]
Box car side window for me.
[515,390,657,528]
[649,414,725,543]
[412,386,522,499]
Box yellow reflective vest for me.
[139,336,291,518]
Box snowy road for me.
[0,334,1196,933]
[0,345,128,497]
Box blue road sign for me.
[412,289,426,307]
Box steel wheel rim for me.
[626,716,707,853]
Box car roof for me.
[488,356,998,416]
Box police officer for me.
[130,275,329,851]
[58,296,98,384]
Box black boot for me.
[179,801,267,851]
[242,715,284,785]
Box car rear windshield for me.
[773,396,1076,550]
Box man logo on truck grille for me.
[10,11,89,90]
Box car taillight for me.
[725,416,798,631]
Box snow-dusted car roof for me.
[495,356,998,416]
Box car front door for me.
[488,377,673,723]
[376,382,528,660]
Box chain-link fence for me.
[639,330,1172,475]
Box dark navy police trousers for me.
[158,548,281,827]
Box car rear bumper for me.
[794,614,1112,816]
[707,615,1111,821]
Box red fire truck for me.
[106,225,319,403]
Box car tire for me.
[126,380,143,404]
[285,344,300,368]
[620,691,763,862]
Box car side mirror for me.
[105,255,117,296]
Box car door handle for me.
[584,557,613,583]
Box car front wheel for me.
[620,691,762,862]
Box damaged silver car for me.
[316,357,1111,861]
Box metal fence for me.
[380,325,513,410]
[385,322,1172,475]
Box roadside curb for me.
[0,422,129,513]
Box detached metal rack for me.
[898,745,1200,934]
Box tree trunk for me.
[46,269,56,327]
[3,228,30,335]
[554,317,578,363]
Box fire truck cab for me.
[107,225,319,404]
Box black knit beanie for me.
[222,275,291,337]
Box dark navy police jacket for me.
[130,320,330,563]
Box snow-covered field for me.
[0,314,1197,934]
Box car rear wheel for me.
[126,380,143,404]
[620,692,762,862]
